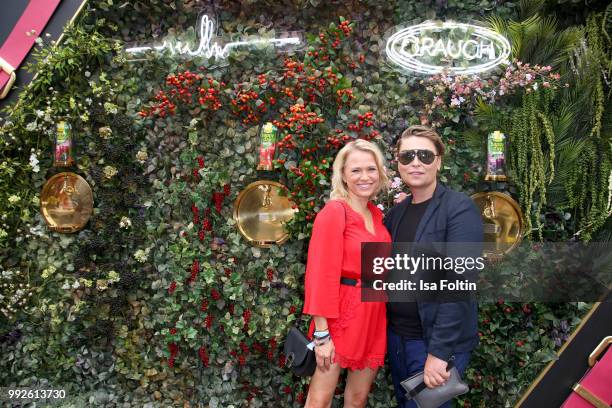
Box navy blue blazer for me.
[383,183,484,361]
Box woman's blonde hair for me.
[330,139,388,200]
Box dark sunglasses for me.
[398,149,438,165]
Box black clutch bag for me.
[283,326,316,376]
[400,361,469,408]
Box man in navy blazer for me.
[384,126,483,408]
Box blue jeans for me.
[387,328,472,408]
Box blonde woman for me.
[303,139,391,408]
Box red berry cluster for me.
[230,89,264,125]
[212,192,224,212]
[168,342,179,368]
[347,112,375,131]
[197,79,223,110]
[139,71,225,118]
[252,342,265,353]
[202,217,212,232]
[211,288,221,301]
[192,204,199,225]
[338,20,352,36]
[242,309,251,328]
[189,259,199,283]
[278,353,286,368]
[204,314,214,329]
[336,88,355,105]
[198,346,209,367]
[168,281,177,295]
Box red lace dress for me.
[302,199,391,370]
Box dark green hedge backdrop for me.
[0,0,610,407]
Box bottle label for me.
[54,121,74,167]
[257,122,278,171]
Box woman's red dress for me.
[303,199,391,370]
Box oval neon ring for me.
[385,21,511,75]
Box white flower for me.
[134,248,150,263]
[525,73,532,81]
[8,195,20,204]
[29,224,44,237]
[29,153,40,173]
[72,280,81,289]
[26,122,37,131]
[103,165,118,179]
[35,110,45,118]
[119,216,132,229]
[84,71,91,78]
[79,278,93,288]
[41,265,56,279]
[104,102,118,115]
[450,97,461,107]
[98,126,113,139]
[107,270,120,283]
[136,149,148,163]
[532,82,539,91]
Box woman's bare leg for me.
[305,362,342,408]
[343,367,378,408]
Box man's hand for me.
[314,339,335,371]
[423,353,450,388]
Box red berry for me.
[211,289,221,300]
[243,309,251,325]
[199,346,209,366]
[202,218,212,231]
[168,281,177,294]
[278,354,286,368]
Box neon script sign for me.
[126,15,301,59]
[385,22,511,75]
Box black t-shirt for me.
[387,198,431,338]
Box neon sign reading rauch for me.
[385,21,511,75]
[125,15,301,59]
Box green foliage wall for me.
[0,1,609,407]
